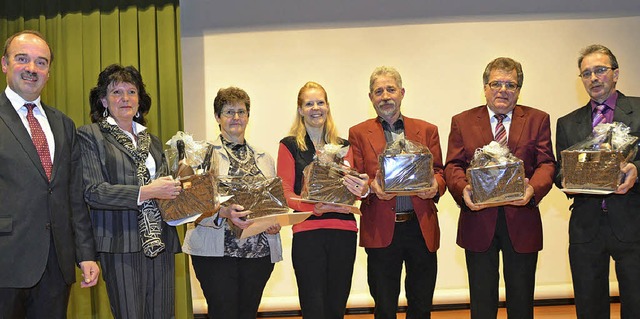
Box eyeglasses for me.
[221,109,248,118]
[579,66,615,79]
[487,81,519,92]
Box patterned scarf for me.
[98,119,165,257]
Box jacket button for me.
[45,223,51,230]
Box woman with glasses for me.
[277,81,369,319]
[182,87,282,319]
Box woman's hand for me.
[312,202,352,216]
[343,173,370,197]
[140,176,182,201]
[264,224,281,234]
[219,204,253,229]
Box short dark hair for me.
[2,30,54,64]
[578,44,619,69]
[213,87,251,118]
[88,64,152,125]
[483,57,524,87]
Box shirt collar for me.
[106,116,147,135]
[378,114,404,131]
[5,86,44,116]
[590,91,619,112]
[486,106,513,121]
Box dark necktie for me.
[25,103,52,180]
[592,103,608,128]
[494,114,508,146]
[592,103,610,211]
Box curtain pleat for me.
[0,1,191,318]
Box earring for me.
[103,108,108,118]
[135,111,140,119]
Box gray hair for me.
[369,66,403,92]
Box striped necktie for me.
[494,114,508,147]
[592,104,608,128]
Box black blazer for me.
[0,92,95,287]
[77,122,179,254]
[555,91,640,243]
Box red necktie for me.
[25,103,52,180]
[494,114,508,147]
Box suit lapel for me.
[403,117,423,144]
[0,93,49,181]
[45,104,66,182]
[366,119,387,154]
[149,136,164,173]
[508,105,525,151]
[613,93,634,128]
[474,106,494,146]
[103,131,136,161]
[573,103,595,142]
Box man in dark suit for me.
[0,30,99,318]
[444,57,555,319]
[555,44,640,319]
[349,66,445,319]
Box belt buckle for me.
[395,211,413,223]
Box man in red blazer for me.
[349,66,446,319]
[444,57,555,319]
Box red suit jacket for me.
[348,116,446,251]
[444,105,555,253]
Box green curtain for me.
[1,1,192,318]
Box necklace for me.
[222,139,251,165]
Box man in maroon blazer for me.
[349,66,446,319]
[444,57,555,319]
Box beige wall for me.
[181,11,640,312]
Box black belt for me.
[395,210,415,222]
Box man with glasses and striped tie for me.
[555,45,640,319]
[444,57,556,319]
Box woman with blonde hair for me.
[277,81,369,318]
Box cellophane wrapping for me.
[561,122,638,191]
[217,176,289,238]
[301,144,358,205]
[466,141,525,205]
[379,138,433,192]
[157,131,218,222]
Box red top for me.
[277,142,358,233]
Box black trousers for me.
[365,218,438,319]
[191,255,274,319]
[465,209,538,319]
[292,229,357,319]
[0,240,70,319]
[570,213,640,319]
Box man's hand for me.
[506,178,535,206]
[615,162,637,195]
[79,261,100,288]
[416,176,439,200]
[463,184,488,211]
[371,170,396,201]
